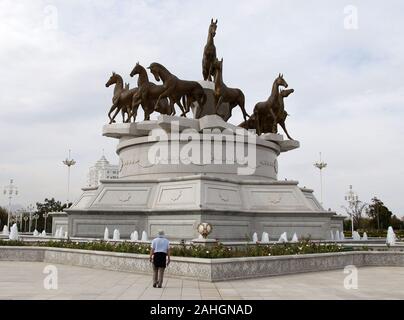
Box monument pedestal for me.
[65,114,343,240]
[191,81,230,120]
[191,238,219,247]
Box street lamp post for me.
[23,215,29,232]
[27,204,35,232]
[3,179,18,229]
[33,214,39,231]
[344,185,358,234]
[43,212,49,234]
[313,152,327,205]
[16,208,24,230]
[62,149,76,207]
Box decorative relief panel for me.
[156,184,196,206]
[94,187,151,207]
[246,188,305,211]
[204,184,241,207]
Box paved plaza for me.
[0,261,403,299]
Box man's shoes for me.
[153,283,157,288]
[158,284,162,288]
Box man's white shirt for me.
[151,236,170,253]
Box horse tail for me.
[238,89,245,106]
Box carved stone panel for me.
[93,187,152,207]
[154,183,198,208]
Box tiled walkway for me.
[0,261,403,299]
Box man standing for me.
[149,229,170,288]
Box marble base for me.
[65,115,341,240]
[191,81,230,120]
[66,174,343,240]
[191,238,219,247]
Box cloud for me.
[0,0,403,218]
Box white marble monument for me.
[64,107,343,240]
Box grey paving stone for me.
[0,262,403,300]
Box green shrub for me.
[0,239,350,258]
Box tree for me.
[367,197,393,230]
[35,198,68,232]
[342,200,368,229]
[0,206,8,228]
[343,218,352,232]
[391,215,404,230]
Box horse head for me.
[130,62,142,77]
[213,57,223,75]
[280,88,294,98]
[209,18,218,37]
[276,73,288,89]
[147,62,165,82]
[105,71,118,87]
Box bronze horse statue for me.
[148,62,207,117]
[202,19,218,81]
[272,88,294,140]
[213,58,249,122]
[252,74,288,135]
[239,88,294,140]
[105,72,138,123]
[130,62,171,121]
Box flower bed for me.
[0,239,353,259]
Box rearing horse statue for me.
[253,74,288,135]
[130,62,171,121]
[202,19,218,81]
[148,62,207,118]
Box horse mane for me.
[114,73,123,83]
[150,62,169,73]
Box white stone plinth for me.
[191,81,230,120]
[65,116,342,241]
[191,238,218,247]
[103,114,293,181]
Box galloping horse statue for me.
[252,74,288,135]
[130,62,171,121]
[202,19,218,81]
[213,58,249,122]
[105,72,138,123]
[148,62,207,117]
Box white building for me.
[87,155,119,187]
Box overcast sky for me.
[0,0,403,217]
